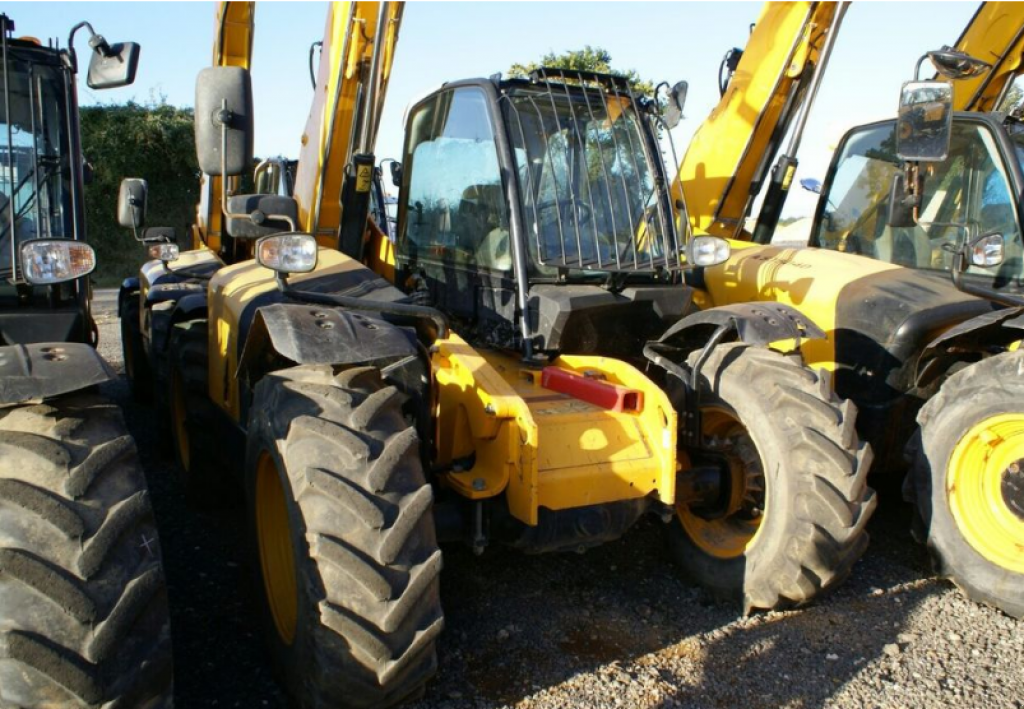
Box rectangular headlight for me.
[256,233,318,274]
[686,235,731,267]
[20,239,96,285]
[147,243,180,262]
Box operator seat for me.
[460,184,511,270]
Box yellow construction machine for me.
[678,1,1024,617]
[124,2,877,705]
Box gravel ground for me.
[92,289,1023,709]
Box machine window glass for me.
[399,87,511,271]
[814,120,1023,290]
[0,52,72,275]
[503,86,672,274]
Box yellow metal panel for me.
[950,2,1024,112]
[434,344,677,525]
[701,242,902,371]
[675,2,838,239]
[206,248,371,422]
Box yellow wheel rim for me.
[677,408,766,559]
[256,451,298,645]
[170,366,190,471]
[947,414,1024,573]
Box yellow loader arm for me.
[292,2,403,246]
[675,2,844,241]
[949,1,1024,112]
[193,2,255,254]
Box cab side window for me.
[399,88,511,272]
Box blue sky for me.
[11,1,979,217]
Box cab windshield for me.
[501,80,677,275]
[0,46,73,277]
[812,120,1024,293]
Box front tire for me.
[121,295,153,402]
[245,364,443,709]
[669,344,876,612]
[167,319,226,507]
[911,351,1024,618]
[0,394,173,708]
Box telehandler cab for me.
[0,14,172,707]
[142,43,874,709]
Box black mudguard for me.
[0,342,114,406]
[118,277,140,318]
[657,301,826,353]
[917,306,1024,387]
[237,303,421,381]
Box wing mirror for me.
[896,81,953,162]
[117,178,147,236]
[68,22,140,89]
[659,80,688,130]
[388,160,403,188]
[195,66,254,177]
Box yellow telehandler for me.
[124,2,874,705]
[677,1,1024,617]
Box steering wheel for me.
[535,199,593,229]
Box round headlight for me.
[20,239,96,285]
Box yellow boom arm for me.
[674,2,842,240]
[292,2,403,244]
[949,1,1024,112]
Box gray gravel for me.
[92,289,1023,709]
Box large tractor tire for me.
[669,343,876,613]
[121,295,153,403]
[167,319,227,507]
[910,351,1024,618]
[0,393,173,708]
[245,364,443,709]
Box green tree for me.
[80,100,198,283]
[507,46,656,98]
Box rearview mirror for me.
[86,40,140,89]
[195,66,254,177]
[142,226,177,244]
[662,80,688,130]
[896,80,952,162]
[389,160,403,188]
[117,178,147,231]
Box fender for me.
[118,277,140,318]
[657,301,826,354]
[236,303,429,433]
[237,303,421,383]
[917,307,1024,387]
[0,342,114,406]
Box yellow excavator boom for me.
[949,1,1024,112]
[674,2,842,241]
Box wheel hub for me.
[947,414,1024,574]
[1002,459,1024,522]
[676,408,766,560]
